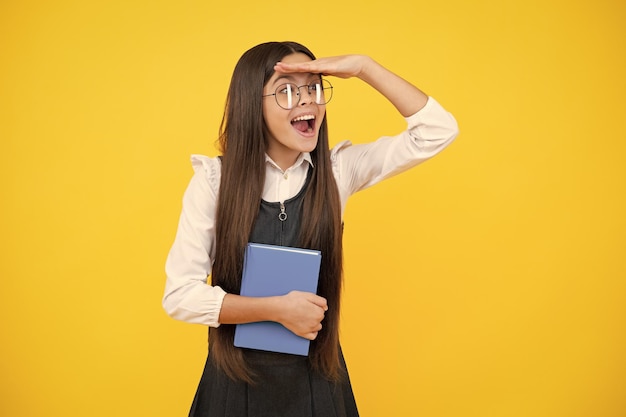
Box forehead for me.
[281,52,312,65]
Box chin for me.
[302,138,319,153]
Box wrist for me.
[265,295,285,324]
[356,55,376,79]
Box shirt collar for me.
[264,152,314,172]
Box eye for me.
[308,82,321,92]
[277,84,296,95]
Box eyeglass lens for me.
[275,79,333,109]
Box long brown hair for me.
[210,41,343,383]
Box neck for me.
[267,150,300,172]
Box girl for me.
[163,41,458,417]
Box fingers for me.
[274,57,337,75]
[307,293,328,312]
[301,310,324,340]
[274,55,367,79]
[279,291,328,339]
[290,290,327,311]
[304,323,323,341]
[274,61,320,75]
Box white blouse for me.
[163,97,459,327]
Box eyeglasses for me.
[263,79,333,110]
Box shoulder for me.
[191,154,222,173]
[187,154,222,200]
[330,140,353,160]
[190,154,222,192]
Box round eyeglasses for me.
[263,79,333,110]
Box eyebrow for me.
[271,73,321,86]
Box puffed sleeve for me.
[162,155,227,327]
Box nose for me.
[298,85,314,106]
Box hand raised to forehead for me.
[274,55,372,79]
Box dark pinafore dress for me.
[188,168,359,417]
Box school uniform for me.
[189,167,359,416]
[163,97,459,416]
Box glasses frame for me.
[263,78,333,110]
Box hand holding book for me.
[276,290,327,341]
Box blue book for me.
[234,243,322,356]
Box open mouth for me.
[291,114,316,134]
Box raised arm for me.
[274,55,428,117]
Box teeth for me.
[291,114,315,122]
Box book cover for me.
[233,243,322,356]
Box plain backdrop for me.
[1,0,625,416]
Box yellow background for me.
[1,0,625,416]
